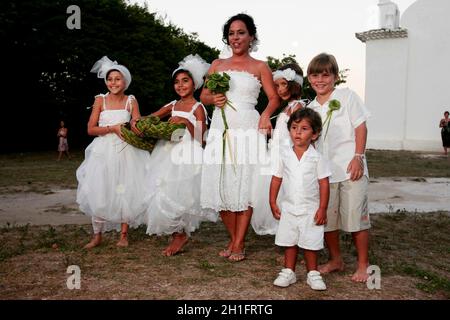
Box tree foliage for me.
[1,0,218,152]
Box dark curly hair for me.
[222,13,257,45]
[287,108,323,140]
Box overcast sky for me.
[131,0,417,99]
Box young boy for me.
[307,53,371,282]
[270,108,331,290]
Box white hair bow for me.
[273,68,303,86]
[172,54,210,90]
[90,56,132,90]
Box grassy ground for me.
[0,212,449,299]
[0,149,448,194]
[0,150,84,193]
[366,149,450,178]
[0,149,449,299]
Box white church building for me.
[356,0,450,151]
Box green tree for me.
[1,0,218,152]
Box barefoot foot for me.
[84,238,101,249]
[351,265,369,282]
[163,233,188,256]
[116,233,128,247]
[318,260,345,274]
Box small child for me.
[270,108,331,290]
[144,54,216,256]
[307,53,371,282]
[77,56,151,249]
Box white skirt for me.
[76,134,151,232]
[145,137,217,236]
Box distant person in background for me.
[57,120,71,161]
[440,111,450,156]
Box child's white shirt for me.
[308,88,370,183]
[273,145,332,216]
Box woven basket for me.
[121,123,157,152]
[137,116,186,140]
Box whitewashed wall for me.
[365,0,450,151]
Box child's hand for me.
[213,93,227,109]
[347,156,364,181]
[130,118,143,137]
[314,208,327,225]
[270,203,281,220]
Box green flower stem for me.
[226,100,236,111]
[220,108,237,171]
[322,112,332,140]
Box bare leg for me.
[163,232,189,256]
[303,249,318,272]
[57,151,62,161]
[219,211,236,257]
[351,230,370,282]
[116,223,129,247]
[228,207,252,261]
[318,230,345,273]
[284,246,299,271]
[84,233,102,249]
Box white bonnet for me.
[172,54,210,90]
[90,56,132,90]
[272,68,303,87]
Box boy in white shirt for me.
[307,53,371,283]
[270,108,331,290]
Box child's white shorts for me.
[275,211,324,250]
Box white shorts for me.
[275,211,324,251]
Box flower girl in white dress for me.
[77,56,151,249]
[144,54,216,256]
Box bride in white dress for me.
[200,13,280,262]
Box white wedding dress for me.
[200,70,278,235]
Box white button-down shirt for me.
[273,145,332,216]
[308,88,370,183]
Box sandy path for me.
[0,189,90,226]
[0,177,448,226]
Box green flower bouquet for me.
[204,72,237,170]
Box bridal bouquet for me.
[204,72,237,170]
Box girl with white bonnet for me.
[143,54,217,256]
[76,56,151,249]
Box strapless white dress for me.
[200,71,277,235]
